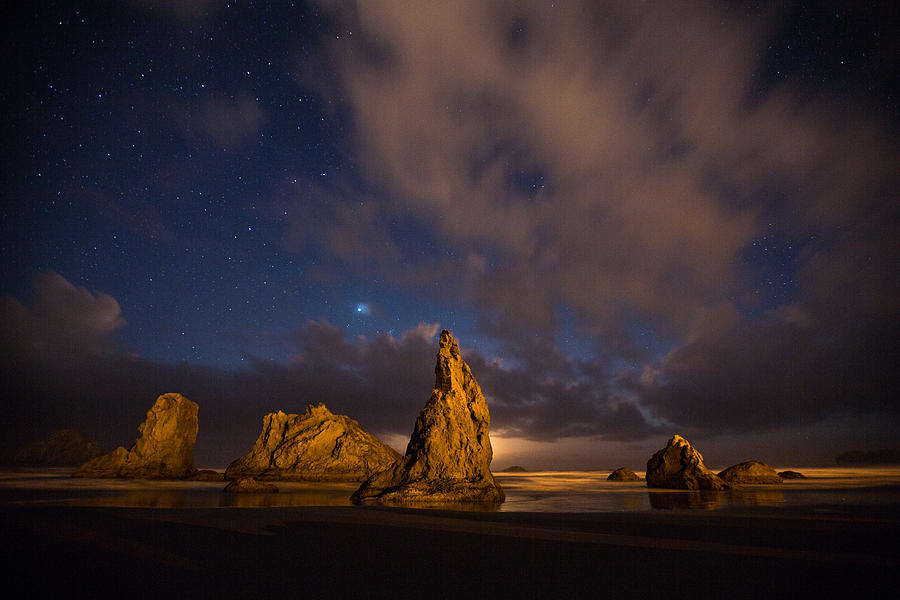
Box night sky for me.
[3,1,898,469]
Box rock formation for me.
[73,393,198,479]
[224,403,400,481]
[501,466,528,473]
[5,429,103,467]
[224,478,279,493]
[189,469,225,481]
[718,461,783,484]
[777,470,806,479]
[646,435,730,490]
[607,467,641,482]
[351,330,505,505]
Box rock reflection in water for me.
[729,487,784,507]
[220,490,353,508]
[648,491,726,510]
[75,489,221,508]
[647,487,785,510]
[358,500,503,512]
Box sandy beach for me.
[4,501,898,599]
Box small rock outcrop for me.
[607,467,641,482]
[718,461,783,484]
[189,469,224,481]
[73,393,198,479]
[224,478,279,493]
[501,466,528,473]
[351,330,505,505]
[224,403,400,481]
[646,435,730,490]
[778,470,806,479]
[6,430,103,467]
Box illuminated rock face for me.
[352,330,505,505]
[646,435,729,490]
[718,461,783,484]
[607,467,641,482]
[7,430,103,467]
[224,478,278,493]
[224,403,400,482]
[73,393,198,479]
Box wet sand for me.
[4,503,898,598]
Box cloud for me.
[284,0,900,437]
[1,271,126,363]
[182,92,265,148]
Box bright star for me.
[355,303,370,315]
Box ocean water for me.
[1,467,899,512]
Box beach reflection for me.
[220,489,354,508]
[648,491,726,510]
[1,467,898,512]
[367,500,503,512]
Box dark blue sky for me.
[3,1,898,469]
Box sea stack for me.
[351,330,505,505]
[608,467,641,482]
[718,461,783,484]
[646,434,729,490]
[224,478,279,493]
[73,393,198,479]
[225,403,400,481]
[6,429,103,467]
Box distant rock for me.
[607,467,641,482]
[351,330,505,505]
[835,448,900,465]
[224,478,279,493]
[189,469,224,481]
[5,429,103,467]
[501,466,528,473]
[73,393,198,479]
[718,461,783,484]
[777,470,806,479]
[646,435,730,490]
[224,403,400,482]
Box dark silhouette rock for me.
[607,467,641,481]
[73,393,198,479]
[351,330,505,505]
[778,470,806,479]
[718,461,783,484]
[189,469,224,481]
[224,403,400,482]
[646,435,730,490]
[501,466,528,473]
[5,429,103,467]
[224,478,278,493]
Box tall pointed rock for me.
[351,330,504,504]
[646,434,729,490]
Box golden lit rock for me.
[224,477,279,493]
[646,434,730,490]
[718,461,783,484]
[351,330,504,505]
[73,393,198,479]
[224,403,400,481]
[607,467,641,481]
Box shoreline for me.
[4,502,898,598]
